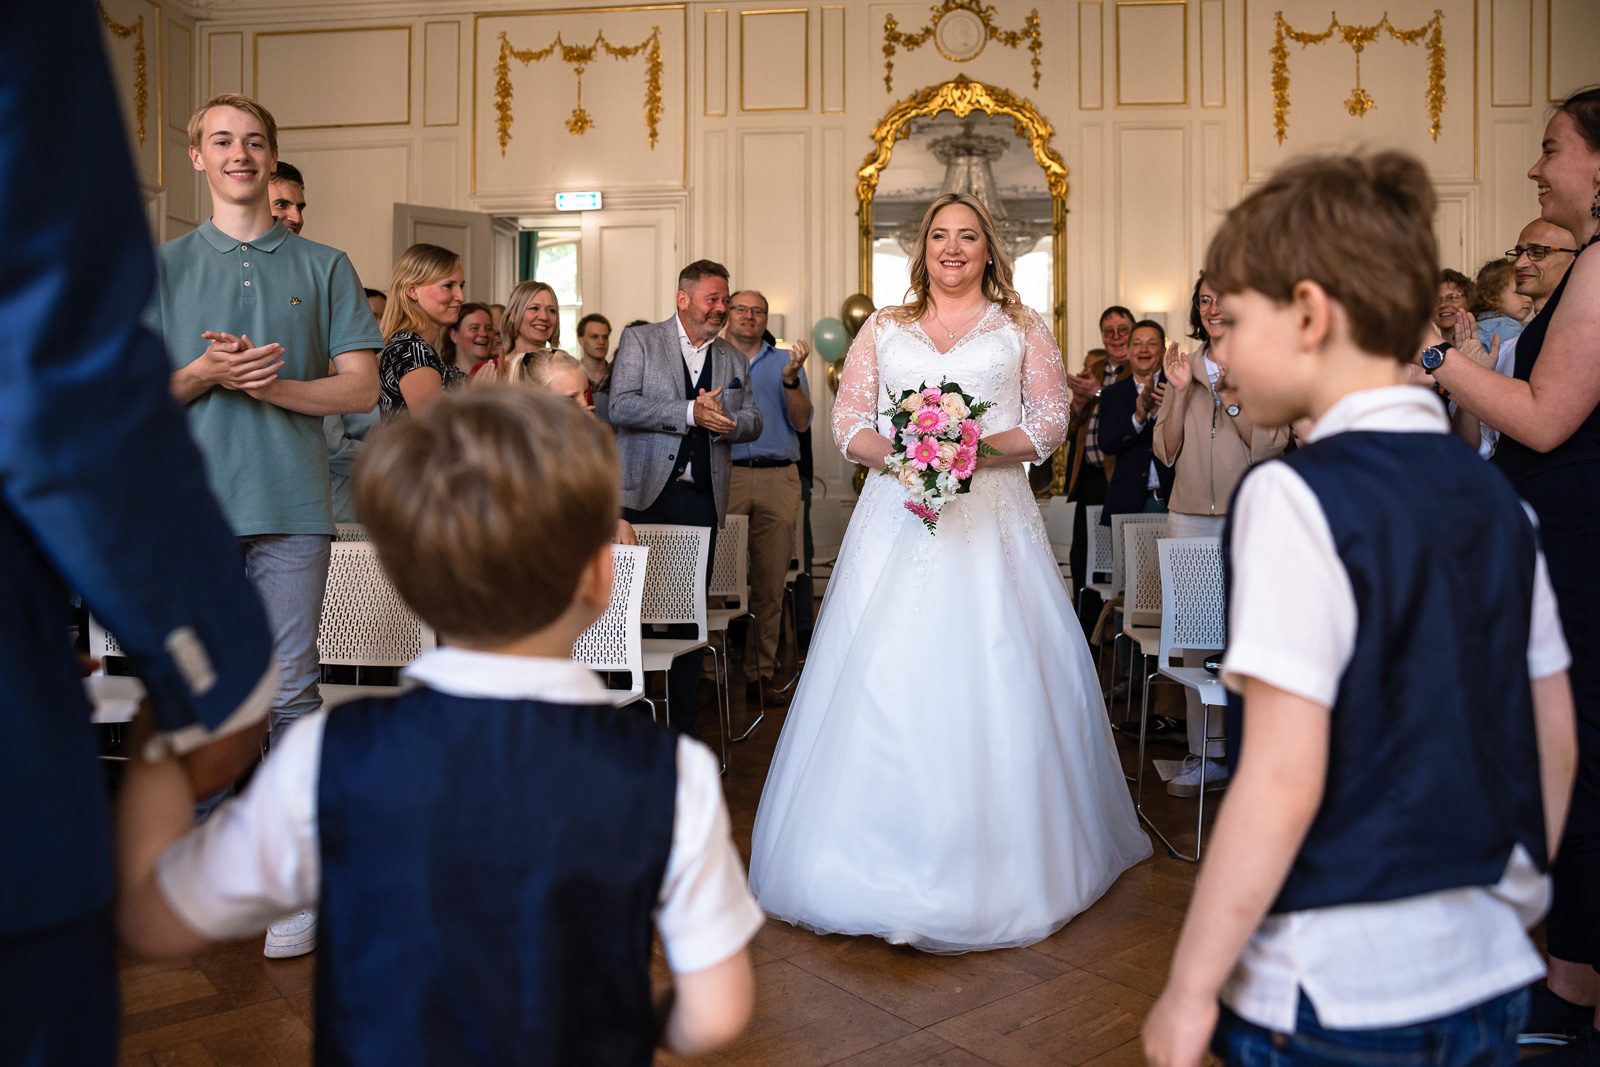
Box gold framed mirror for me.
[856,75,1068,344]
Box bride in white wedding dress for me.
[747,193,1151,953]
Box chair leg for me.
[706,642,728,775]
[1135,681,1204,864]
[1195,700,1210,856]
[734,616,767,743]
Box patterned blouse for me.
[378,329,467,415]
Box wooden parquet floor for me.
[117,648,1202,1066]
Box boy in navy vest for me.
[1143,152,1578,1067]
[115,388,764,1064]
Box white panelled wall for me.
[103,0,1600,558]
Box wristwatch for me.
[783,377,801,390]
[1420,342,1450,373]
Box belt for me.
[734,458,793,468]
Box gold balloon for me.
[840,293,875,338]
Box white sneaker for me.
[1166,755,1229,797]
[264,909,317,958]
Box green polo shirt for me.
[148,219,382,537]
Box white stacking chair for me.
[705,515,751,758]
[631,525,719,759]
[318,541,437,709]
[333,523,370,542]
[1117,517,1170,722]
[573,544,654,717]
[1043,497,1077,580]
[1136,536,1228,863]
[1080,505,1114,610]
[84,618,141,733]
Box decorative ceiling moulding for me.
[856,74,1068,342]
[740,8,810,113]
[471,6,687,199]
[254,26,413,130]
[1115,1,1188,107]
[882,1,1043,95]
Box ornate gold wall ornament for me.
[99,4,148,145]
[494,27,664,153]
[1270,10,1447,143]
[882,2,1042,94]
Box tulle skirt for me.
[748,466,1153,953]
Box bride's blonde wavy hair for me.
[891,192,1027,331]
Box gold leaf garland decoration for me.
[883,1,1042,94]
[98,4,148,145]
[495,27,663,153]
[1270,10,1446,144]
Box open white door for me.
[393,203,505,304]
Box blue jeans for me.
[196,535,330,820]
[242,534,332,747]
[1213,989,1529,1067]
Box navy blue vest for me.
[670,352,714,489]
[314,689,678,1066]
[1223,432,1546,914]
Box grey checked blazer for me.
[609,315,763,523]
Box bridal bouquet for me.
[882,380,998,532]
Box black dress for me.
[378,329,466,415]
[1493,241,1600,960]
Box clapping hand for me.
[1137,381,1166,422]
[1066,369,1099,408]
[1162,343,1192,391]
[694,387,736,434]
[1451,311,1499,369]
[782,340,809,386]
[197,331,284,392]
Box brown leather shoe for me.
[746,677,791,707]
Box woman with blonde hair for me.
[378,243,465,417]
[474,279,560,380]
[749,192,1150,953]
[501,349,592,411]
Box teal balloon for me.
[812,317,849,363]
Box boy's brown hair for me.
[1204,151,1438,362]
[187,93,279,156]
[352,388,619,644]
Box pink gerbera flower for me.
[959,419,981,446]
[922,386,945,405]
[908,435,942,471]
[951,446,977,480]
[905,500,940,526]
[910,406,948,435]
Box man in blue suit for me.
[0,3,275,1061]
[1098,320,1177,524]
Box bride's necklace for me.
[931,302,986,340]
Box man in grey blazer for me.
[610,259,762,737]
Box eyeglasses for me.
[729,304,767,316]
[1197,295,1219,308]
[1437,292,1466,305]
[1505,244,1580,262]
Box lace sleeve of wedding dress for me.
[1018,307,1072,459]
[832,310,886,460]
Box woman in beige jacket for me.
[1149,276,1290,796]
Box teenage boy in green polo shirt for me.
[146,93,381,960]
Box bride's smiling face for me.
[923,204,987,294]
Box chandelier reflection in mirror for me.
[871,112,1055,321]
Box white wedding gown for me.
[747,303,1152,953]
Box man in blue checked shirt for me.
[0,4,275,1061]
[723,291,811,708]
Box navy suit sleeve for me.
[1097,379,1150,458]
[0,1,271,736]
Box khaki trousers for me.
[727,464,802,683]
